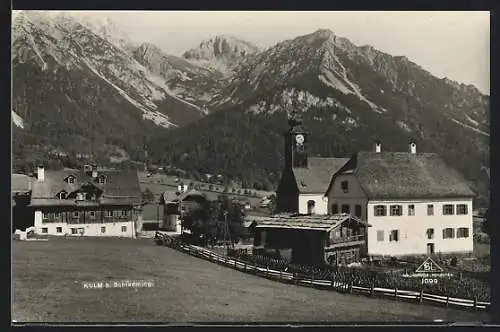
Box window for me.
[408,204,415,216]
[73,211,79,218]
[54,212,61,219]
[121,226,127,232]
[377,230,384,242]
[101,226,106,234]
[457,204,468,215]
[56,227,62,233]
[68,176,75,184]
[341,181,349,193]
[355,205,362,218]
[106,210,113,217]
[427,204,434,216]
[341,204,350,214]
[390,205,402,216]
[442,228,455,239]
[41,228,48,234]
[457,227,470,238]
[42,212,49,220]
[331,204,339,215]
[71,228,78,235]
[374,205,387,216]
[121,210,128,217]
[98,176,106,184]
[426,228,434,240]
[389,230,399,242]
[307,200,316,215]
[58,191,67,199]
[89,211,96,219]
[443,204,454,215]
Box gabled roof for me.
[161,189,206,204]
[12,174,34,193]
[255,213,370,232]
[292,157,349,194]
[326,151,475,199]
[30,168,141,206]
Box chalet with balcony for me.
[30,165,142,237]
[253,213,371,266]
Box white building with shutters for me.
[325,142,475,257]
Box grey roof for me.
[12,174,34,193]
[293,157,350,194]
[327,151,476,199]
[30,169,141,207]
[255,213,370,231]
[161,189,206,204]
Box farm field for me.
[12,237,490,323]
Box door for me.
[426,243,435,255]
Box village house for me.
[276,119,349,215]
[253,213,370,266]
[160,188,207,233]
[325,142,476,257]
[30,165,142,237]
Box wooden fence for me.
[154,232,490,311]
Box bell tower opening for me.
[284,118,308,169]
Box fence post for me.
[474,296,478,310]
[311,272,314,285]
[419,288,423,303]
[349,281,353,294]
[267,266,269,277]
[394,287,398,298]
[280,269,283,280]
[446,296,449,307]
[370,282,375,297]
[244,262,247,271]
[234,259,237,269]
[331,278,334,288]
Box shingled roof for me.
[293,157,350,194]
[30,168,141,206]
[255,213,370,231]
[327,151,475,199]
[12,174,34,193]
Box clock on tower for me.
[284,120,308,169]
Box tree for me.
[181,194,245,246]
[482,209,490,237]
[141,188,155,204]
[267,194,278,213]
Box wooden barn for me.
[253,213,371,266]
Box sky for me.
[16,11,491,94]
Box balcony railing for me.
[327,234,365,247]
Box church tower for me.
[284,118,308,169]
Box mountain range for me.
[11,11,490,206]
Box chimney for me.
[409,141,417,154]
[37,165,45,182]
[374,141,382,153]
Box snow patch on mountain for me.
[465,114,479,127]
[12,111,25,129]
[451,118,489,137]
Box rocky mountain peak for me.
[182,34,260,74]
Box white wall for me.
[298,194,328,215]
[366,198,473,256]
[326,174,367,219]
[34,210,136,238]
